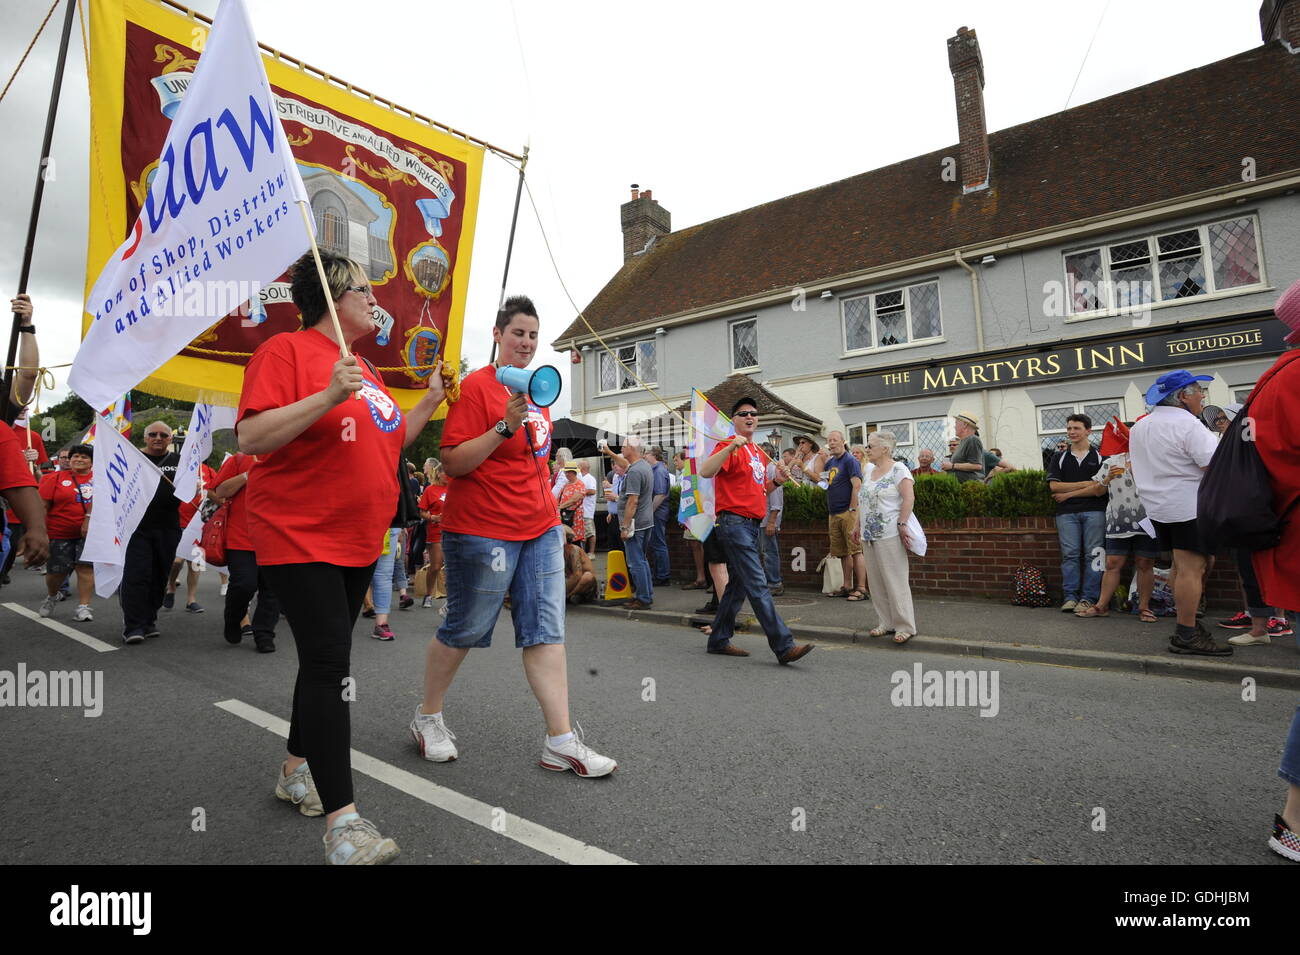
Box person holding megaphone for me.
[409,295,618,777]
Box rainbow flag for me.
[678,390,740,541]
[82,395,132,445]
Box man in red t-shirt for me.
[409,296,617,778]
[698,396,812,665]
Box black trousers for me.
[406,522,426,577]
[120,524,182,636]
[259,561,374,815]
[223,549,281,642]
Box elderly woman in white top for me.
[854,430,917,643]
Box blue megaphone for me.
[496,364,562,408]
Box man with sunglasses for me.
[699,397,812,664]
[119,421,182,644]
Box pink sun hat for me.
[1276,278,1300,344]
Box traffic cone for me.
[604,548,631,601]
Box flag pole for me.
[1,0,79,426]
[489,143,529,367]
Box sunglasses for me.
[733,411,758,418]
[145,432,170,438]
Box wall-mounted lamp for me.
[580,344,592,352]
[980,254,996,266]
[655,327,667,336]
[820,290,834,300]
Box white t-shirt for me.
[551,469,567,501]
[1128,405,1219,524]
[581,472,597,519]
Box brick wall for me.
[665,518,1245,607]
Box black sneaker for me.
[695,601,718,615]
[398,595,414,610]
[361,608,376,619]
[123,630,145,645]
[255,637,276,654]
[163,592,175,610]
[144,624,161,639]
[185,602,204,614]
[1169,624,1232,657]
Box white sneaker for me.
[38,595,56,618]
[74,604,93,622]
[421,596,433,609]
[1228,632,1271,646]
[275,760,324,816]
[323,815,399,865]
[410,706,458,761]
[540,723,617,778]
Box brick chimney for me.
[947,26,990,194]
[621,183,671,261]
[1261,0,1300,51]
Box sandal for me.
[893,632,913,644]
[1139,609,1157,623]
[868,627,894,638]
[1075,605,1109,617]
[846,589,867,602]
[681,581,707,590]
[827,587,850,598]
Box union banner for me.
[85,0,485,410]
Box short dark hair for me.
[729,396,758,416]
[289,250,362,328]
[68,444,93,460]
[1066,413,1092,430]
[496,295,538,330]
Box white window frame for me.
[846,424,867,446]
[1231,385,1254,404]
[1036,399,1123,451]
[729,317,760,372]
[597,339,657,395]
[1063,214,1265,321]
[841,279,945,357]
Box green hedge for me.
[781,481,829,522]
[985,469,1057,518]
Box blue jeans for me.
[649,516,670,580]
[437,528,566,649]
[623,527,654,604]
[710,512,795,658]
[1056,511,1104,603]
[370,527,408,615]
[761,526,782,585]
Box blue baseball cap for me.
[1144,369,1213,406]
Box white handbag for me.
[817,554,845,594]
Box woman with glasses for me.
[237,251,445,864]
[36,444,95,622]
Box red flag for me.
[1099,417,1129,456]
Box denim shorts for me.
[437,527,566,649]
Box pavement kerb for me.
[574,601,1300,691]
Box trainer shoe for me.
[421,596,433,609]
[1268,617,1295,637]
[163,592,175,610]
[54,589,68,602]
[144,624,161,639]
[372,623,395,641]
[38,595,56,618]
[1228,631,1270,647]
[1060,599,1078,613]
[74,604,93,622]
[123,630,145,645]
[1073,599,1094,614]
[1269,814,1300,863]
[398,595,414,610]
[1218,611,1251,630]
[361,607,376,619]
[255,637,276,654]
[185,602,204,614]
[540,723,616,778]
[410,706,458,761]
[1169,625,1232,657]
[274,760,323,816]
[323,814,399,866]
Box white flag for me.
[174,403,236,503]
[70,0,310,411]
[81,421,163,598]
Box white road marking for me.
[3,602,118,653]
[215,699,636,866]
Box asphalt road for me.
[1,568,1293,865]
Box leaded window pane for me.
[879,421,912,446]
[1108,240,1149,265]
[1111,265,1153,307]
[908,283,942,339]
[875,291,907,347]
[1157,230,1200,255]
[1038,406,1073,433]
[1158,254,1207,300]
[1065,250,1103,312]
[599,352,618,392]
[1209,218,1260,290]
[844,297,872,350]
[731,320,758,369]
[638,340,657,385]
[916,419,947,459]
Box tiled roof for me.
[663,373,823,426]
[557,42,1300,344]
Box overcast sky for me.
[0,0,1266,415]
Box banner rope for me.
[0,0,59,106]
[492,153,731,448]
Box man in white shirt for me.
[578,461,598,556]
[1129,369,1230,657]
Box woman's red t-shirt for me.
[237,329,404,567]
[419,482,447,543]
[38,470,93,540]
[211,453,256,551]
[440,365,557,541]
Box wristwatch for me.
[494,419,516,439]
